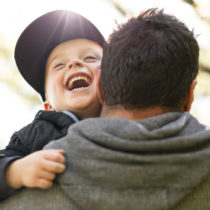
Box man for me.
[1,8,210,210]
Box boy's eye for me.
[84,56,97,62]
[54,63,65,70]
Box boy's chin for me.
[66,95,96,108]
[70,103,101,119]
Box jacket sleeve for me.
[0,114,41,201]
[0,133,28,200]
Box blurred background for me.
[0,0,210,149]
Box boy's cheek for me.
[90,61,101,68]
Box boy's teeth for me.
[68,76,90,89]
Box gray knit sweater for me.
[1,112,210,210]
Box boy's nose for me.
[68,59,84,69]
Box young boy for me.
[0,10,105,200]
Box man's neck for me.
[100,105,169,121]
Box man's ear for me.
[97,70,104,104]
[43,101,54,111]
[184,80,197,112]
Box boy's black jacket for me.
[0,111,76,200]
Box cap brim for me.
[15,10,105,100]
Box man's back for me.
[2,112,210,210]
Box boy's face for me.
[44,39,103,119]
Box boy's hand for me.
[5,149,65,189]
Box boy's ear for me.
[184,80,197,112]
[97,70,104,104]
[43,101,54,111]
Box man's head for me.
[44,39,103,119]
[101,8,199,113]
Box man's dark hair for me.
[101,8,199,111]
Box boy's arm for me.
[0,156,22,200]
[0,133,29,201]
[0,110,76,200]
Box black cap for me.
[15,10,105,100]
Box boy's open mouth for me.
[66,73,92,91]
